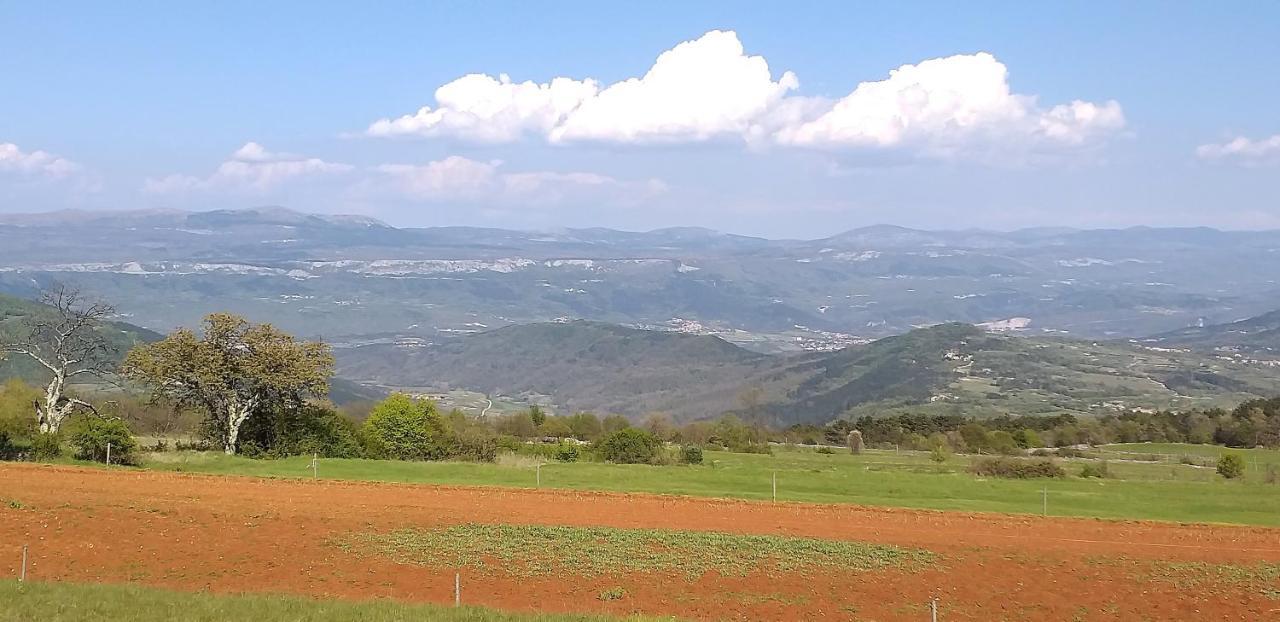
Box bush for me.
[970,457,1065,479]
[451,432,498,462]
[929,445,950,463]
[554,442,580,463]
[815,446,835,455]
[1079,461,1109,478]
[679,444,704,465]
[360,394,451,460]
[31,432,62,460]
[1217,454,1246,479]
[67,417,137,465]
[595,428,662,464]
[0,430,15,460]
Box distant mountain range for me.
[2,206,1278,355]
[337,318,1280,423]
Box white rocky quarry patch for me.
[306,258,536,275]
[978,317,1032,332]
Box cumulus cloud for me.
[370,156,665,205]
[364,32,1123,161]
[367,30,798,145]
[0,142,81,178]
[144,142,354,194]
[1196,134,1280,166]
[774,53,1125,158]
[548,30,797,143]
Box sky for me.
[2,1,1278,237]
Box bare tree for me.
[1,285,116,434]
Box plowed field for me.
[3,464,1279,621]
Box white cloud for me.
[1196,134,1280,165]
[548,30,798,143]
[364,32,1123,161]
[144,142,353,194]
[774,53,1125,158]
[366,30,798,145]
[371,156,665,205]
[0,142,81,178]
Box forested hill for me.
[337,320,1280,424]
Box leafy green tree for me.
[239,401,360,458]
[539,416,572,439]
[495,411,536,438]
[1217,453,1246,479]
[596,428,661,464]
[602,414,631,434]
[565,412,603,441]
[360,393,451,460]
[121,313,334,455]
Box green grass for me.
[343,523,934,579]
[0,580,672,622]
[87,443,1280,526]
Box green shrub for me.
[1079,461,1109,478]
[31,432,62,460]
[554,442,580,463]
[451,433,498,462]
[929,445,950,463]
[970,457,1065,479]
[67,417,137,465]
[679,445,704,465]
[595,428,662,464]
[1217,454,1246,479]
[0,430,15,460]
[815,446,835,455]
[495,435,523,452]
[597,586,627,601]
[360,394,451,460]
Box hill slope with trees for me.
[337,321,1280,424]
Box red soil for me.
[2,463,1279,621]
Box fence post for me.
[106,442,111,467]
[454,571,461,607]
[311,453,318,480]
[20,544,28,582]
[772,471,777,502]
[930,596,938,622]
[1041,487,1047,516]
[536,464,542,488]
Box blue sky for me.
[2,1,1278,236]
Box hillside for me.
[1149,308,1280,354]
[337,321,770,417]
[337,321,1280,423]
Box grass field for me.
[118,443,1280,526]
[0,581,671,622]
